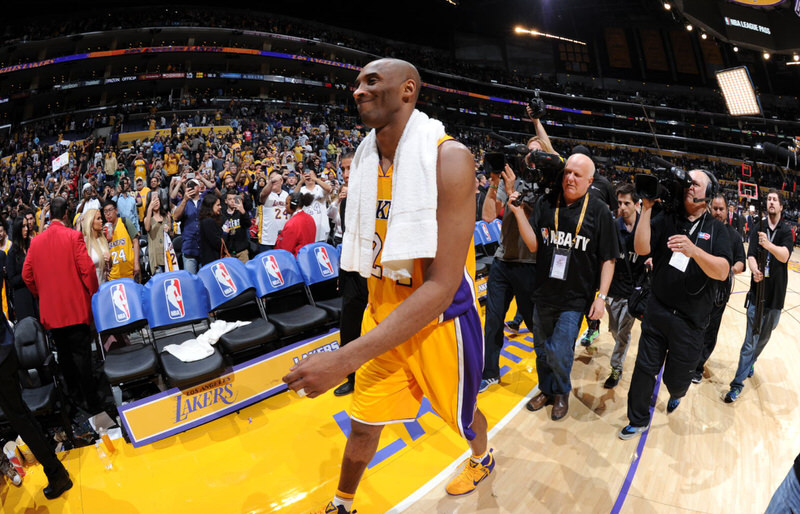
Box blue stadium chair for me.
[491,218,502,238]
[143,271,227,389]
[197,258,278,357]
[246,250,328,340]
[478,220,499,256]
[474,221,495,276]
[93,279,161,405]
[296,242,342,321]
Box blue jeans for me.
[482,259,536,380]
[766,467,800,514]
[731,304,781,390]
[532,305,582,396]
[182,255,199,274]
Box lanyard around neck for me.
[555,192,589,241]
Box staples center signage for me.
[118,329,340,447]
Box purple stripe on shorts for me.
[442,271,475,322]
[456,305,484,441]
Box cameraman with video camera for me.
[478,97,556,393]
[510,153,618,421]
[619,168,731,440]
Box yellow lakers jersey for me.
[108,219,134,280]
[367,136,477,324]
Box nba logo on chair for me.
[164,278,186,319]
[264,255,285,287]
[314,246,335,277]
[110,283,131,323]
[211,262,237,297]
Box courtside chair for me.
[491,218,502,239]
[246,250,328,341]
[296,242,343,322]
[143,271,227,389]
[92,279,162,406]
[474,221,495,277]
[0,317,77,445]
[197,257,278,358]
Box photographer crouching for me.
[511,153,618,421]
[619,168,731,440]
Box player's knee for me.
[349,419,383,441]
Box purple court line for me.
[611,366,664,514]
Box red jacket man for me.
[23,219,98,330]
[22,198,101,411]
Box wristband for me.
[489,185,499,190]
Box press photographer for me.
[479,106,562,393]
[619,166,731,440]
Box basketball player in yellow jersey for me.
[102,200,140,281]
[284,59,492,514]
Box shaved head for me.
[566,153,595,177]
[353,58,422,130]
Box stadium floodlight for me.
[763,52,771,60]
[701,33,708,40]
[733,46,739,52]
[686,23,693,31]
[663,2,672,9]
[715,66,762,116]
[794,54,799,61]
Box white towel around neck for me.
[341,109,445,281]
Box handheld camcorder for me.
[483,133,565,207]
[634,156,692,213]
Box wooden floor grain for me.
[404,250,800,513]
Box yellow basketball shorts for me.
[350,306,484,440]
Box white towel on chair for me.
[161,339,215,362]
[161,320,251,362]
[341,109,445,281]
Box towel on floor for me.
[341,109,445,281]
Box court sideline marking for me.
[388,383,541,513]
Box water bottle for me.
[95,441,112,470]
[98,427,115,454]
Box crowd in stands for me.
[2,6,799,123]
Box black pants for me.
[50,324,100,411]
[627,298,703,427]
[339,269,368,384]
[482,259,536,380]
[696,298,728,374]
[0,351,65,480]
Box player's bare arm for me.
[282,140,476,397]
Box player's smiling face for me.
[353,61,404,130]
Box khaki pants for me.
[235,251,249,264]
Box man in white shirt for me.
[258,171,289,253]
[295,169,332,242]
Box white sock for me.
[470,449,489,464]
[333,495,353,512]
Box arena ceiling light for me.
[686,23,693,31]
[715,66,762,117]
[663,2,672,10]
[763,52,771,60]
[514,27,587,46]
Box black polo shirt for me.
[746,217,793,310]
[721,223,746,298]
[650,210,732,329]
[609,214,648,299]
[530,192,618,312]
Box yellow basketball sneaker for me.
[445,448,495,496]
[310,501,355,514]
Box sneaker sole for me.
[618,429,646,440]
